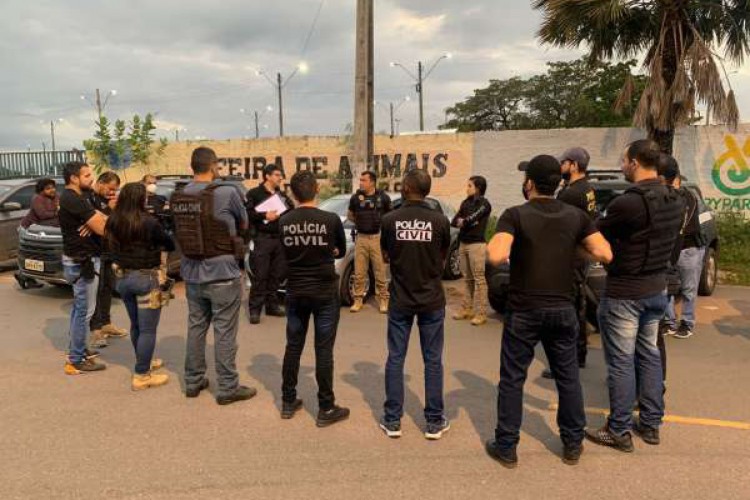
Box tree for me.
[533,0,749,153]
[441,58,645,131]
[84,113,167,173]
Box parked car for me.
[244,192,461,306]
[0,178,52,265]
[486,170,720,328]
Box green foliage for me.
[83,112,166,174]
[716,212,750,285]
[485,214,498,242]
[442,58,646,132]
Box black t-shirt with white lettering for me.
[557,178,597,219]
[59,188,100,259]
[279,207,346,298]
[381,200,451,313]
[496,198,597,312]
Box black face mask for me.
[561,172,571,182]
[522,182,530,201]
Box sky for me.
[2,0,750,151]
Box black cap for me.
[525,155,562,188]
[517,160,530,171]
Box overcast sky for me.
[2,0,750,151]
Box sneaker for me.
[216,385,257,406]
[65,358,107,375]
[316,405,350,427]
[185,378,209,398]
[470,315,487,326]
[249,313,261,325]
[562,443,584,465]
[266,305,286,317]
[349,298,364,313]
[89,330,109,348]
[84,348,100,360]
[585,424,634,452]
[485,440,518,468]
[281,399,303,419]
[378,297,389,314]
[150,358,164,371]
[634,421,661,445]
[659,322,677,337]
[379,417,402,438]
[541,368,554,379]
[132,372,169,391]
[101,323,128,338]
[452,309,473,320]
[674,323,694,339]
[424,418,451,440]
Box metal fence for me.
[0,150,86,179]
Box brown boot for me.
[101,323,128,338]
[452,309,473,320]
[89,330,109,348]
[350,298,364,313]
[150,358,164,371]
[132,372,169,391]
[471,315,487,326]
[378,297,389,314]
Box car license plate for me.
[24,259,44,272]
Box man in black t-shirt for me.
[88,171,127,347]
[246,164,294,324]
[586,140,684,453]
[347,171,392,313]
[484,155,612,468]
[59,162,108,374]
[379,169,452,441]
[278,171,350,427]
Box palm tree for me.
[533,0,749,153]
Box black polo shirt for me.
[496,198,597,312]
[557,177,597,219]
[381,200,451,313]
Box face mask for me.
[522,181,530,201]
[146,183,157,194]
[561,172,571,182]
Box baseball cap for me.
[558,147,590,170]
[524,155,562,188]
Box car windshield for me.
[0,185,12,197]
[319,196,350,217]
[155,183,175,199]
[593,188,626,215]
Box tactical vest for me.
[608,184,684,276]
[171,185,242,260]
[111,238,162,270]
[353,190,386,234]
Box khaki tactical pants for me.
[353,233,389,300]
[459,242,487,316]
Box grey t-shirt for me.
[179,182,248,284]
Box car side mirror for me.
[0,202,22,212]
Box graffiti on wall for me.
[704,135,750,212]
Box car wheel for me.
[698,246,717,296]
[340,262,373,306]
[442,240,462,280]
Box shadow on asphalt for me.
[342,361,425,427]
[247,353,318,418]
[714,300,750,341]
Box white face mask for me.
[146,183,158,194]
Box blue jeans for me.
[665,247,705,329]
[63,256,100,364]
[384,307,445,424]
[598,292,668,435]
[282,295,340,410]
[496,307,585,449]
[185,279,242,398]
[116,270,162,375]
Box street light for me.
[80,89,117,119]
[256,62,309,137]
[390,53,452,131]
[240,105,274,139]
[375,96,411,137]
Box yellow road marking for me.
[547,404,750,431]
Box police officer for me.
[379,169,452,441]
[278,171,350,427]
[541,147,597,378]
[246,164,294,324]
[172,147,257,405]
[586,139,684,451]
[485,155,612,468]
[347,171,391,313]
[88,171,128,348]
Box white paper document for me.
[255,193,289,221]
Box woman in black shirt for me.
[106,183,175,391]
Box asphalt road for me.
[0,274,748,499]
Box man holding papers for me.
[246,164,295,324]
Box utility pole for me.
[95,88,103,120]
[277,72,284,137]
[417,61,424,132]
[255,110,260,139]
[50,120,56,153]
[390,102,395,138]
[353,0,374,193]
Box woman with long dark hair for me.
[106,182,175,390]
